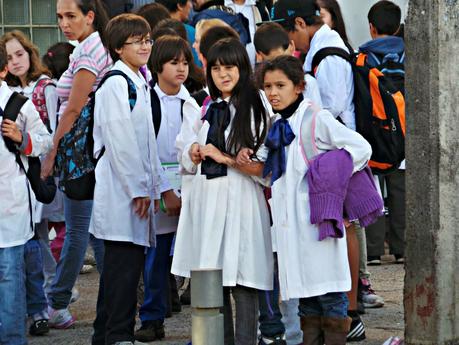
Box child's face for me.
[210,62,239,99]
[159,55,189,90]
[116,35,152,72]
[320,8,333,28]
[287,18,311,53]
[263,69,303,111]
[5,39,30,80]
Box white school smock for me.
[90,60,161,247]
[303,24,356,130]
[271,99,371,300]
[154,83,190,235]
[172,99,274,290]
[0,81,52,248]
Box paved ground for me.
[29,254,404,345]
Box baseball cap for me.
[270,0,321,24]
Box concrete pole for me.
[191,269,224,345]
[404,1,459,344]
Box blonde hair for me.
[195,19,229,40]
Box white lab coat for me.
[303,24,356,130]
[0,81,52,248]
[90,60,161,247]
[172,99,274,290]
[271,99,371,300]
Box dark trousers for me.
[258,254,285,337]
[92,240,145,345]
[139,232,175,323]
[366,170,406,257]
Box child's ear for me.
[0,66,8,80]
[199,53,207,69]
[287,41,296,56]
[255,52,264,63]
[369,23,378,39]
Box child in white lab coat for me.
[89,14,161,344]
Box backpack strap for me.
[2,91,33,231]
[151,87,162,137]
[311,47,351,76]
[32,77,56,133]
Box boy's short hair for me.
[136,3,171,32]
[0,42,7,71]
[270,0,322,32]
[152,18,187,41]
[150,35,193,74]
[254,22,290,55]
[199,26,239,59]
[106,13,151,62]
[368,0,401,36]
[156,0,188,13]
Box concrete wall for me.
[404,0,459,344]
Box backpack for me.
[311,47,406,174]
[150,87,185,137]
[2,92,57,206]
[55,70,137,200]
[31,77,56,133]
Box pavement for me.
[29,254,404,345]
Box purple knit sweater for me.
[307,149,384,241]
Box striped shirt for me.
[56,31,112,115]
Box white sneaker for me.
[70,287,80,304]
[360,278,385,308]
[80,264,94,274]
[48,306,76,329]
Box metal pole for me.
[191,269,224,345]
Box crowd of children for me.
[0,0,405,344]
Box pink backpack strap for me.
[32,77,55,129]
[299,102,320,166]
[201,95,212,121]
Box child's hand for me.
[189,143,202,165]
[236,148,254,166]
[41,151,56,179]
[2,119,22,144]
[162,189,181,216]
[133,197,151,219]
[200,144,225,164]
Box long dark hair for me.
[206,38,267,155]
[317,0,352,49]
[42,42,75,79]
[75,0,110,46]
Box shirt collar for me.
[113,60,148,89]
[153,83,190,101]
[224,0,256,6]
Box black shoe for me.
[258,334,287,345]
[347,313,366,342]
[29,319,49,336]
[134,320,165,342]
[394,254,405,264]
[367,255,381,265]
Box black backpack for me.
[150,87,185,137]
[2,92,57,208]
[311,47,406,174]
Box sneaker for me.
[29,319,49,336]
[347,314,366,342]
[48,306,76,329]
[70,287,80,304]
[367,255,381,266]
[259,334,287,345]
[360,278,385,308]
[80,264,94,274]
[394,254,405,264]
[134,320,165,342]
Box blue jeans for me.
[299,292,349,319]
[24,239,47,316]
[49,196,104,309]
[36,219,56,297]
[258,254,285,337]
[0,245,27,345]
[140,232,175,323]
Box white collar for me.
[113,60,148,89]
[224,0,256,7]
[154,83,190,101]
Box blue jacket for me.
[359,36,405,68]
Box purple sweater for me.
[307,149,383,241]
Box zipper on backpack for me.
[391,118,396,131]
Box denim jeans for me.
[298,292,349,319]
[222,285,259,345]
[258,254,285,337]
[140,232,175,323]
[49,196,104,309]
[35,220,56,297]
[0,245,27,345]
[24,239,47,316]
[279,299,302,345]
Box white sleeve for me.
[44,84,58,133]
[314,109,371,173]
[303,74,323,108]
[18,100,53,157]
[175,98,202,174]
[315,56,355,129]
[95,76,149,199]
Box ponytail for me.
[76,0,110,46]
